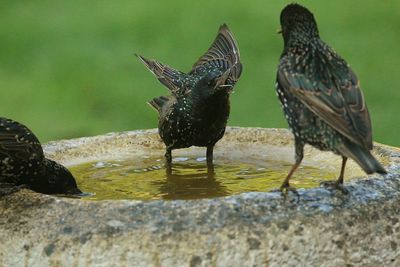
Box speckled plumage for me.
[0,117,81,195]
[276,4,386,190]
[137,24,242,165]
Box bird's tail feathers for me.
[337,139,387,175]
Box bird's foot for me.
[320,181,349,194]
[281,185,299,198]
[271,183,299,198]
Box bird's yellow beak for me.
[277,28,282,34]
[215,69,230,87]
[216,70,233,93]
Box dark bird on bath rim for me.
[276,4,386,191]
[137,24,242,166]
[0,117,82,195]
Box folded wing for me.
[278,49,373,150]
[0,118,44,161]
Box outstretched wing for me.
[136,54,188,94]
[278,44,373,150]
[0,118,44,161]
[190,24,242,84]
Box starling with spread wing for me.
[276,4,386,191]
[137,24,242,166]
[0,117,82,195]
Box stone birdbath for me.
[0,127,399,266]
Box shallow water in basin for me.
[70,156,342,201]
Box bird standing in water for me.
[276,4,386,191]
[137,24,242,167]
[0,117,82,195]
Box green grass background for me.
[0,0,399,146]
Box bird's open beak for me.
[218,84,234,93]
[277,28,282,34]
[215,69,233,92]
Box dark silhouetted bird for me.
[137,24,242,166]
[0,117,82,195]
[276,3,387,191]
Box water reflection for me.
[70,156,337,201]
[158,163,228,200]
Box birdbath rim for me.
[1,127,400,266]
[38,126,400,206]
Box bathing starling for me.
[0,117,82,195]
[276,4,387,191]
[137,24,242,166]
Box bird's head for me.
[192,69,233,100]
[279,3,319,45]
[29,159,82,195]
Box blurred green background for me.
[0,1,399,146]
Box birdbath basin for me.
[0,127,399,266]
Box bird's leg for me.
[165,147,173,175]
[165,164,173,176]
[207,161,215,176]
[281,162,301,189]
[165,147,172,166]
[321,156,348,194]
[207,164,215,178]
[336,156,347,184]
[206,145,214,167]
[280,140,304,193]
